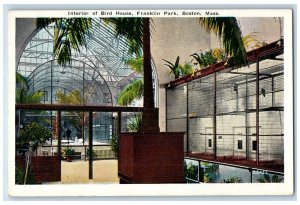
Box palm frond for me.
[117,79,144,106]
[126,57,144,74]
[36,18,60,28]
[199,17,248,66]
[242,32,259,49]
[56,89,83,105]
[38,18,91,66]
[16,72,28,90]
[16,89,44,104]
[103,18,144,56]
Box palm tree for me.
[37,18,92,65]
[16,72,44,104]
[37,17,247,133]
[56,89,83,105]
[140,18,158,132]
[16,89,44,105]
[117,56,144,106]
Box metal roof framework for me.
[17,18,159,106]
[18,19,136,82]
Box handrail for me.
[185,156,284,175]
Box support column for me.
[165,86,168,132]
[83,64,85,105]
[213,71,217,160]
[82,112,85,146]
[245,75,249,159]
[256,55,260,166]
[117,111,121,135]
[112,114,115,138]
[186,82,189,153]
[117,111,121,171]
[88,111,93,179]
[57,110,61,159]
[50,61,53,145]
[271,76,274,107]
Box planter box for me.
[118,132,185,183]
[16,156,61,183]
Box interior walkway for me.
[60,159,119,184]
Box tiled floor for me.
[60,159,119,184]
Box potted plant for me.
[126,115,142,132]
[63,147,75,162]
[86,148,96,159]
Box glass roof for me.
[17,18,158,107]
[17,18,138,82]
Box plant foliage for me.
[15,162,35,185]
[199,17,248,66]
[16,72,44,104]
[117,56,144,106]
[126,56,143,74]
[191,48,226,69]
[163,56,181,79]
[86,148,96,158]
[56,90,83,105]
[257,174,283,183]
[37,18,92,65]
[103,18,145,56]
[222,176,242,183]
[17,122,52,151]
[111,135,118,158]
[203,163,219,183]
[185,163,199,181]
[117,79,144,106]
[126,115,142,132]
[179,62,194,77]
[62,147,75,158]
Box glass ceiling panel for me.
[17,18,137,83]
[16,18,159,107]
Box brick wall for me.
[119,132,185,183]
[16,156,61,183]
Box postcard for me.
[7,8,294,196]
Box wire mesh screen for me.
[188,75,214,155]
[216,71,247,159]
[166,83,187,133]
[166,84,187,151]
[188,76,214,117]
[166,59,284,172]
